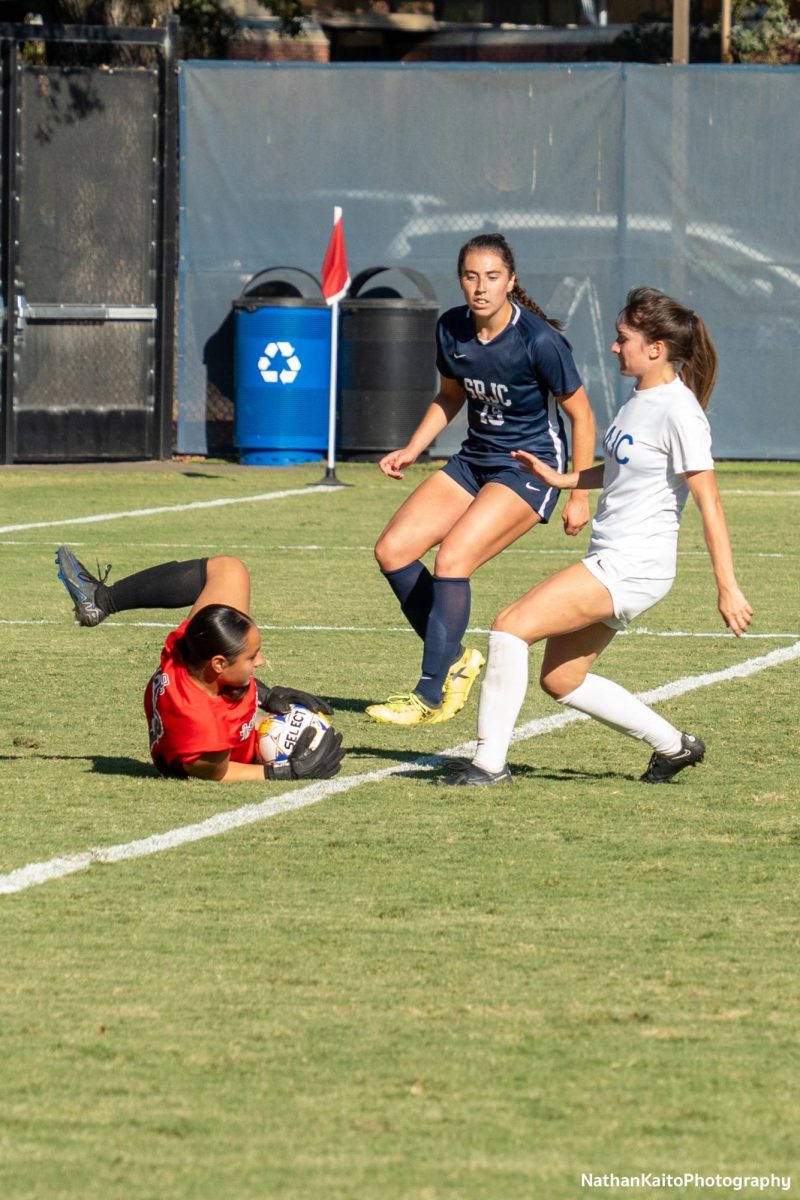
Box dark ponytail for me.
[175,604,254,668]
[457,232,563,329]
[620,286,718,410]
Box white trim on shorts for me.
[582,552,674,631]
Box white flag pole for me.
[325,295,339,478]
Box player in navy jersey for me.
[366,232,596,726]
[443,287,753,787]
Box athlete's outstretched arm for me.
[183,751,265,782]
[511,450,605,492]
[378,375,466,479]
[557,386,597,536]
[686,469,753,637]
[181,726,345,783]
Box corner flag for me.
[321,206,350,305]
[309,207,352,489]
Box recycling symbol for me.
[257,341,302,385]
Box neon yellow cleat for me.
[365,692,441,726]
[427,647,486,724]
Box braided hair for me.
[457,233,563,330]
[620,287,718,410]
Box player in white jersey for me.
[445,286,753,786]
[366,233,596,727]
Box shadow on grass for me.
[180,471,230,480]
[342,744,436,763]
[323,696,375,714]
[341,747,631,783]
[395,761,634,784]
[0,752,632,785]
[1,753,156,779]
[512,764,634,783]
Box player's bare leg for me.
[494,561,616,644]
[374,469,475,572]
[433,481,542,577]
[188,556,251,617]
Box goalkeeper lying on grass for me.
[56,547,344,783]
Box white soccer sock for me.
[557,673,683,754]
[473,631,530,774]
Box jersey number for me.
[464,378,510,427]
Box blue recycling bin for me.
[233,268,331,466]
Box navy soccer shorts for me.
[441,452,561,523]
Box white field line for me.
[0,480,794,536]
[2,640,798,897]
[0,485,342,535]
[1,617,798,641]
[1,540,794,561]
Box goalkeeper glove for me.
[263,725,344,781]
[255,679,333,716]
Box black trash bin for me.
[338,267,438,460]
[233,268,331,465]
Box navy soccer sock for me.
[98,558,208,614]
[415,576,471,707]
[383,561,434,641]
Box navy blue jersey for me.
[436,302,583,468]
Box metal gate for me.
[0,20,178,463]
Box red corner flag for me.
[321,206,350,305]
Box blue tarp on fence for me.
[178,61,800,459]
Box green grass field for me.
[1,460,798,1200]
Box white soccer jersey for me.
[588,376,714,580]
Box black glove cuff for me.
[264,761,292,781]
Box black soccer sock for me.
[98,558,208,614]
[415,576,470,707]
[382,561,434,641]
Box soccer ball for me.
[257,704,330,767]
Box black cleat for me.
[640,732,705,784]
[55,545,111,627]
[442,761,512,786]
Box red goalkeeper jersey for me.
[144,618,260,778]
